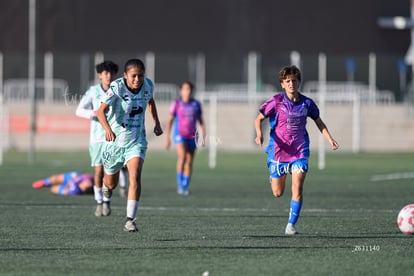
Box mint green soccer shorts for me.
[102,142,147,175]
[89,142,105,167]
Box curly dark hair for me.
[95,60,119,75]
[278,65,301,83]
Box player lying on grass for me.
[76,60,128,217]
[32,172,93,196]
[96,58,163,232]
[254,65,339,235]
[165,81,205,195]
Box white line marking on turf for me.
[370,172,414,182]
[16,204,395,213]
[139,207,395,213]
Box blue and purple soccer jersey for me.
[260,93,319,177]
[170,98,202,148]
[58,172,93,195]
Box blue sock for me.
[44,178,51,187]
[176,173,183,188]
[288,200,303,225]
[182,175,191,190]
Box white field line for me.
[141,206,395,213]
[19,204,396,213]
[140,207,395,213]
[370,172,414,182]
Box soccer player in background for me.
[96,58,163,232]
[165,81,205,195]
[32,172,93,196]
[76,61,129,217]
[254,65,339,235]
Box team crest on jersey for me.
[302,106,308,116]
[144,90,151,101]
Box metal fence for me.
[0,51,411,105]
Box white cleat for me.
[177,188,190,196]
[102,201,111,216]
[95,204,103,217]
[285,223,298,235]
[124,219,138,232]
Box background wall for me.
[4,102,414,152]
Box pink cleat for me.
[32,180,45,189]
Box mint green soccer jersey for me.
[101,77,154,148]
[76,84,107,144]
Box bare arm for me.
[164,114,174,149]
[314,117,339,150]
[148,98,163,136]
[254,113,265,146]
[96,102,116,142]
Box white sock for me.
[94,186,103,204]
[126,200,139,220]
[119,169,128,188]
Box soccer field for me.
[0,150,413,275]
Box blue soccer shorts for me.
[174,134,197,151]
[267,157,308,179]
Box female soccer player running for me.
[96,58,163,232]
[254,65,339,235]
[76,61,126,217]
[165,81,205,195]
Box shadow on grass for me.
[244,234,406,239]
[0,245,348,251]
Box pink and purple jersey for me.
[259,93,320,162]
[170,98,202,140]
[58,172,93,195]
[67,174,93,195]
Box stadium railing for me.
[2,79,395,105]
[3,78,69,103]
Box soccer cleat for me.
[124,218,138,232]
[95,203,103,217]
[32,180,45,189]
[102,202,111,216]
[102,185,112,199]
[285,223,298,235]
[119,187,127,198]
[177,187,190,196]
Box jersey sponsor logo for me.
[121,123,141,128]
[129,106,144,117]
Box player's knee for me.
[177,158,185,166]
[272,190,284,198]
[103,177,117,189]
[105,182,117,189]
